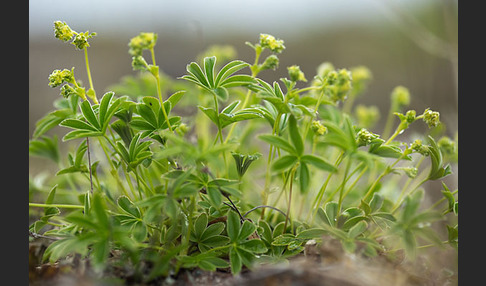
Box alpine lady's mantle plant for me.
[29,21,458,281]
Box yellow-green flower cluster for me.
[128,32,158,56]
[311,120,327,136]
[322,69,352,103]
[53,21,96,50]
[356,128,379,147]
[48,68,75,88]
[391,86,410,109]
[350,66,372,96]
[259,34,285,54]
[422,108,440,128]
[410,139,430,156]
[287,65,307,82]
[53,21,75,42]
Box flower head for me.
[287,65,307,82]
[391,86,410,109]
[128,32,158,56]
[356,128,379,147]
[410,139,430,156]
[422,108,440,128]
[311,120,327,136]
[260,54,280,71]
[53,21,75,42]
[71,31,97,50]
[48,68,75,88]
[259,34,285,53]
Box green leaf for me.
[29,135,60,163]
[227,210,240,242]
[300,154,337,172]
[219,110,263,128]
[117,196,141,218]
[198,106,219,127]
[200,235,230,248]
[60,119,99,132]
[271,155,298,173]
[229,247,242,274]
[298,162,310,193]
[80,100,100,130]
[238,220,257,241]
[369,193,384,213]
[214,60,250,87]
[221,100,240,114]
[258,134,296,155]
[239,239,267,253]
[347,221,368,239]
[271,234,296,246]
[62,130,103,141]
[92,193,109,228]
[194,213,208,240]
[203,56,216,88]
[166,90,186,110]
[187,61,210,89]
[287,115,304,155]
[213,87,229,101]
[219,74,256,88]
[296,228,327,239]
[372,212,396,222]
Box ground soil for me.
[29,235,457,286]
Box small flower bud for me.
[260,54,280,71]
[422,108,440,128]
[71,31,96,50]
[129,32,158,56]
[53,21,75,42]
[410,139,430,156]
[404,110,416,123]
[402,167,418,178]
[176,123,189,136]
[131,56,149,71]
[438,136,458,163]
[311,121,327,136]
[48,68,75,88]
[59,84,76,98]
[356,128,379,147]
[287,65,307,82]
[350,66,372,96]
[316,62,335,78]
[259,34,285,53]
[391,86,410,109]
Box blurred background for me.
[29,0,458,179]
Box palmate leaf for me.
[60,92,122,141]
[116,133,153,171]
[181,56,255,101]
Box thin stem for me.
[29,203,84,209]
[150,48,173,132]
[84,47,98,104]
[284,164,298,232]
[363,156,402,202]
[308,151,344,223]
[86,138,94,193]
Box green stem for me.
[309,151,344,221]
[150,48,172,132]
[84,47,98,104]
[284,164,298,232]
[29,203,84,209]
[363,156,402,202]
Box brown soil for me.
[29,236,457,286]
